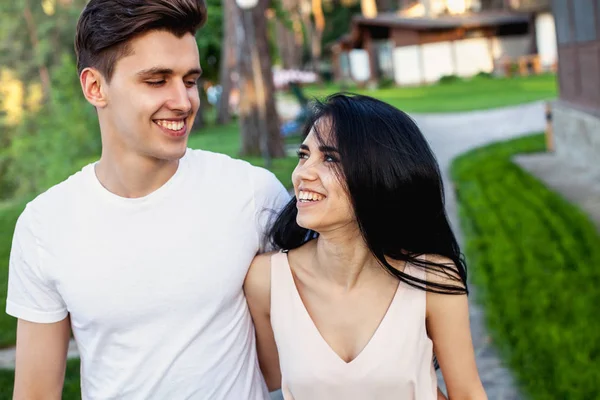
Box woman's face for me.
[292,121,355,234]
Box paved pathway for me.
[0,101,550,400]
[514,153,600,232]
[411,101,546,400]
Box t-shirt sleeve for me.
[6,206,68,323]
[252,168,292,253]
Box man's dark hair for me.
[75,0,207,81]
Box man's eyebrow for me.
[136,67,203,77]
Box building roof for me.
[353,11,531,31]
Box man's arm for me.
[7,206,71,399]
[13,318,71,399]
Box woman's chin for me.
[296,217,320,232]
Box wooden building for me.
[331,0,557,85]
[550,0,600,169]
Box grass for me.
[0,199,31,347]
[0,359,81,399]
[0,121,299,395]
[451,134,600,399]
[0,73,559,394]
[187,121,299,189]
[0,122,298,349]
[303,74,557,113]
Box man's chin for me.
[163,146,188,161]
[150,141,189,162]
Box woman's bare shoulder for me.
[421,254,464,287]
[244,251,279,308]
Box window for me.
[573,0,597,42]
[552,0,572,44]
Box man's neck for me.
[94,150,180,198]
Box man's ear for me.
[80,67,108,108]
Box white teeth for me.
[157,120,184,131]
[298,191,324,202]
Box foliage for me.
[438,74,461,84]
[304,73,558,113]
[377,76,395,89]
[321,0,361,52]
[452,134,600,399]
[0,199,30,347]
[0,1,86,85]
[196,0,224,83]
[475,71,493,79]
[187,122,298,188]
[2,54,100,199]
[0,358,81,398]
[0,121,297,349]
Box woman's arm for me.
[426,258,487,400]
[244,253,282,391]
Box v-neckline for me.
[282,252,405,366]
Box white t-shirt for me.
[6,149,290,399]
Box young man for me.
[6,0,289,398]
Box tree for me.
[480,0,508,10]
[309,0,326,74]
[235,0,285,158]
[0,0,87,104]
[195,0,224,129]
[360,0,377,17]
[0,0,100,198]
[274,0,304,70]
[216,0,238,125]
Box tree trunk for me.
[300,1,315,71]
[360,0,378,18]
[192,79,207,131]
[375,0,394,12]
[276,0,303,70]
[216,0,237,125]
[310,0,325,75]
[235,0,285,158]
[23,0,52,103]
[276,20,302,70]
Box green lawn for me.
[303,74,557,113]
[0,123,299,396]
[0,123,298,349]
[452,134,600,399]
[187,121,298,189]
[0,359,81,399]
[0,73,559,394]
[0,199,31,347]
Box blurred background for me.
[1,0,599,399]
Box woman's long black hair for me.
[269,93,468,295]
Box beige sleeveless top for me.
[270,251,437,400]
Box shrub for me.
[452,134,600,399]
[438,74,461,84]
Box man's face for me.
[100,30,201,162]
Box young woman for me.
[245,94,487,400]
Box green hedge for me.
[0,199,30,347]
[0,359,81,399]
[451,134,600,399]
